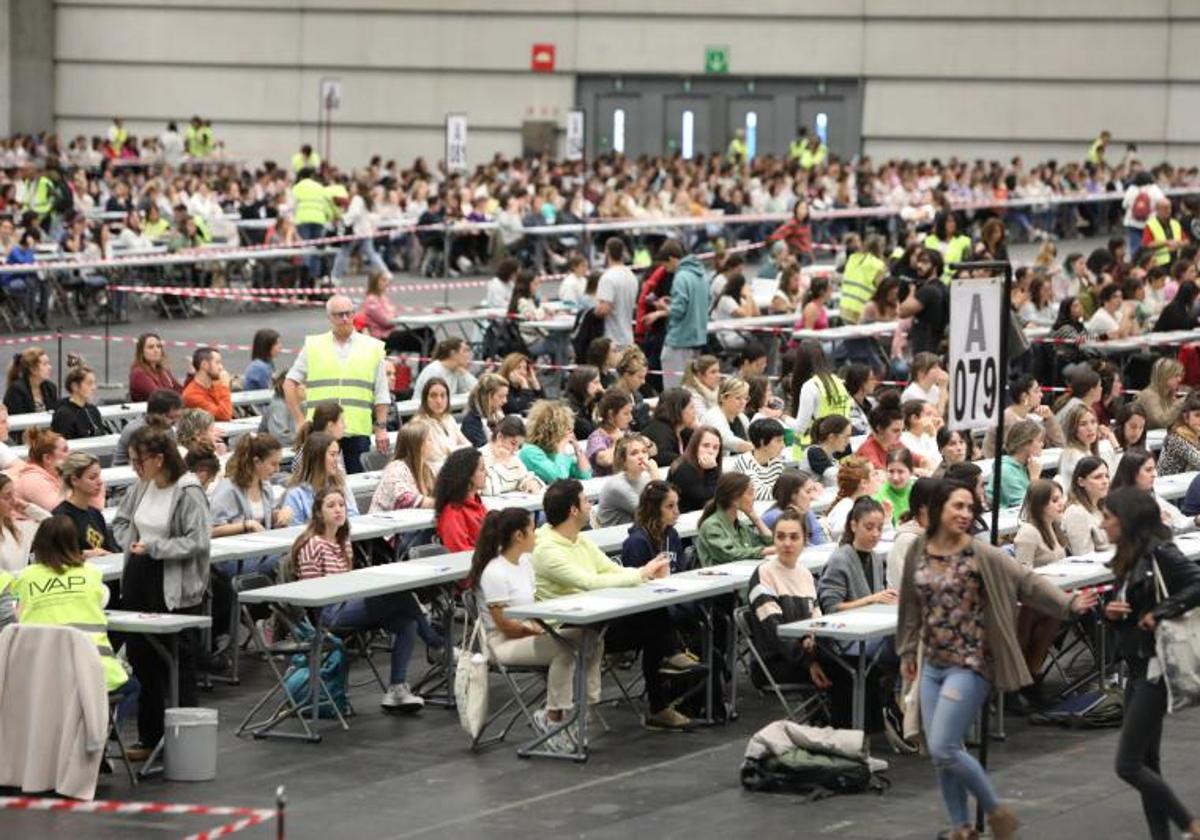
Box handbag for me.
[455,617,490,737]
[1152,559,1200,713]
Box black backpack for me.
[482,318,529,360]
[572,307,605,361]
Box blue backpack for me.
[282,628,351,719]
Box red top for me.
[855,435,924,471]
[635,265,669,341]
[128,365,183,402]
[768,220,813,256]
[436,495,488,552]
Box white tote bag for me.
[455,618,490,737]
[1152,559,1200,714]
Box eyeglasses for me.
[330,310,355,320]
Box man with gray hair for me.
[284,294,391,473]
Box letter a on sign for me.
[948,276,1003,431]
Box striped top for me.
[294,535,352,580]
[728,451,786,501]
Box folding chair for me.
[461,590,549,752]
[732,606,828,722]
[407,543,459,705]
[106,693,137,787]
[234,573,352,742]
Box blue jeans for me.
[1127,225,1145,260]
[920,662,998,828]
[110,675,141,729]
[332,237,388,280]
[323,592,438,685]
[297,222,326,281]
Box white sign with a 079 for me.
[948,275,1003,431]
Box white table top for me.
[105,609,212,634]
[778,603,899,642]
[7,389,274,433]
[237,554,471,608]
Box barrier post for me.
[55,330,63,393]
[103,282,111,384]
[443,226,452,309]
[276,785,287,840]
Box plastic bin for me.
[163,707,218,781]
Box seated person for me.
[289,487,440,711]
[532,479,698,731]
[434,447,487,552]
[695,473,774,566]
[518,400,592,485]
[594,434,659,528]
[282,433,360,525]
[729,418,787,501]
[471,507,602,751]
[620,480,684,570]
[480,415,545,496]
[805,415,851,481]
[761,470,829,546]
[667,425,723,513]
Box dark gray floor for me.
[3,645,1198,840]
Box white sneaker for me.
[456,255,474,273]
[532,709,574,752]
[381,682,425,712]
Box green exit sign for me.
[705,45,729,74]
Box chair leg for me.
[107,703,137,787]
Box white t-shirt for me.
[1122,183,1166,229]
[596,264,638,347]
[486,277,512,309]
[900,381,940,405]
[558,272,586,305]
[134,481,175,547]
[1086,306,1120,337]
[715,296,746,348]
[477,555,536,631]
[0,441,18,470]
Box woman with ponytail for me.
[470,507,602,747]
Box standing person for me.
[594,238,638,348]
[290,488,433,711]
[111,426,211,759]
[1102,487,1200,840]
[662,251,710,388]
[1141,198,1186,269]
[51,364,103,439]
[181,347,233,422]
[900,266,950,356]
[128,333,183,402]
[3,347,56,415]
[291,167,332,285]
[790,339,852,445]
[635,241,683,392]
[897,480,1097,840]
[284,295,391,474]
[242,329,282,392]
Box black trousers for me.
[121,554,200,746]
[1115,659,1195,840]
[604,609,679,714]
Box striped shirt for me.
[729,451,786,501]
[294,535,352,580]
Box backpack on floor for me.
[1028,686,1123,729]
[282,629,352,719]
[741,720,889,801]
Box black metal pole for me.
[275,784,286,840]
[103,281,111,385]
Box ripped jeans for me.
[919,661,997,828]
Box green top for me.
[997,455,1031,510]
[518,444,592,485]
[694,508,771,567]
[874,479,914,525]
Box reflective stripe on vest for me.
[13,563,127,691]
[799,375,852,445]
[303,332,385,436]
[839,252,884,323]
[292,179,330,225]
[1145,217,1181,266]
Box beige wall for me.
[52,0,1200,166]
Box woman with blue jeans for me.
[898,480,1096,840]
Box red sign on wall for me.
[531,43,555,73]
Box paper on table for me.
[371,563,451,578]
[650,575,719,592]
[543,595,617,613]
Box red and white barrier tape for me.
[0,795,276,840]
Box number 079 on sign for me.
[948,276,1003,431]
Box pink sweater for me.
[360,294,396,341]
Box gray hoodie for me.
[112,472,212,610]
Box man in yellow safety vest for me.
[799,136,827,171]
[283,294,392,473]
[108,118,127,155]
[1087,130,1112,167]
[292,143,321,173]
[1141,198,1186,267]
[292,167,333,284]
[727,129,748,165]
[838,234,887,324]
[788,128,809,162]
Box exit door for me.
[596,95,640,157]
[664,96,711,159]
[728,98,775,160]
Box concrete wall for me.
[49,0,1200,166]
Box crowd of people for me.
[2,134,1200,838]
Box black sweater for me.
[669,459,719,513]
[1112,540,1200,661]
[51,399,104,439]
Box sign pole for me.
[949,258,1012,835]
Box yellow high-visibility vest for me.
[839,251,886,323]
[292,178,331,226]
[303,332,385,436]
[1144,216,1183,266]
